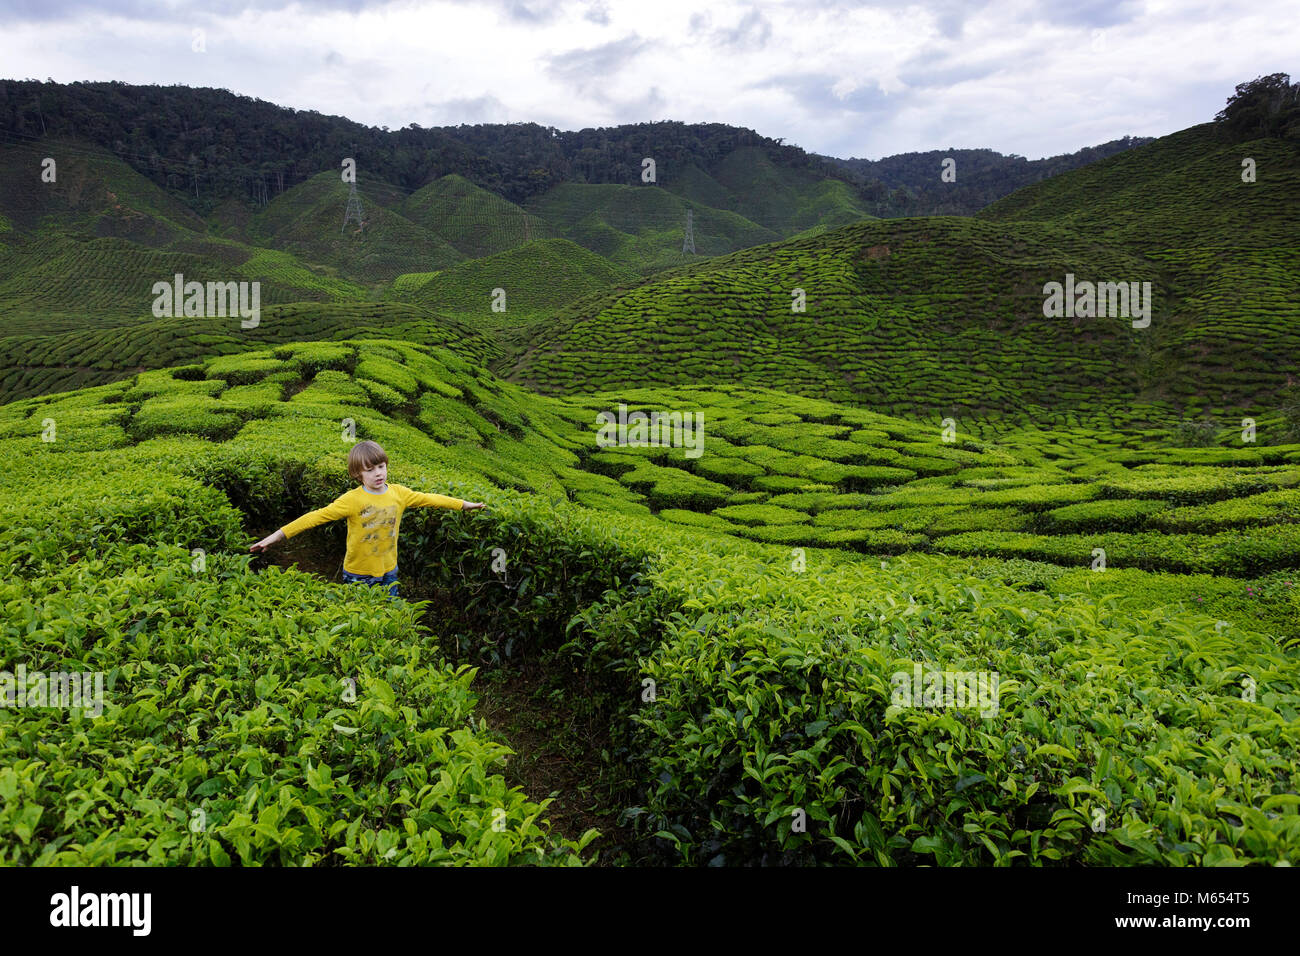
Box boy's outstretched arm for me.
[250,493,354,553]
[249,528,286,553]
[399,487,487,512]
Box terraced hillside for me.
[980,124,1300,413]
[0,135,872,349]
[0,142,369,334]
[2,341,1297,865]
[0,302,502,403]
[502,123,1300,420]
[386,239,638,323]
[501,216,1161,412]
[0,233,366,336]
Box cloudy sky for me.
[2,0,1296,159]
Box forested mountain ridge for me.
[2,79,1159,221]
[823,137,1155,216]
[0,80,853,214]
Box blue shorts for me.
[342,566,399,599]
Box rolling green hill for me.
[498,216,1161,412]
[980,125,1300,412]
[5,114,1297,426]
[247,171,465,284]
[400,174,557,259]
[501,122,1300,420]
[523,182,781,274]
[695,146,873,232]
[0,142,369,334]
[0,137,205,242]
[0,232,366,336]
[387,238,638,322]
[978,124,1300,248]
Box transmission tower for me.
[682,208,695,254]
[342,180,364,233]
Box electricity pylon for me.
[342,181,364,233]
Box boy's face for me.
[360,460,387,491]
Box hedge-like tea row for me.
[0,542,595,865]
[628,549,1300,865]
[934,528,1300,576]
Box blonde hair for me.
[347,440,388,482]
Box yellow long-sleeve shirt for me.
[279,482,464,576]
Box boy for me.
[249,440,485,598]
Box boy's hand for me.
[250,529,286,553]
[462,501,487,512]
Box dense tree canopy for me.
[1214,73,1300,142]
[824,138,1155,217]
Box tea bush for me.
[1042,499,1170,533]
[0,543,593,865]
[629,550,1300,866]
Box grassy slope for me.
[249,171,465,285]
[0,234,366,336]
[387,238,639,322]
[704,146,873,232]
[980,124,1300,415]
[503,124,1300,418]
[515,149,871,279]
[0,138,873,349]
[0,138,205,240]
[0,143,369,335]
[523,181,779,274]
[401,174,558,259]
[499,216,1160,413]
